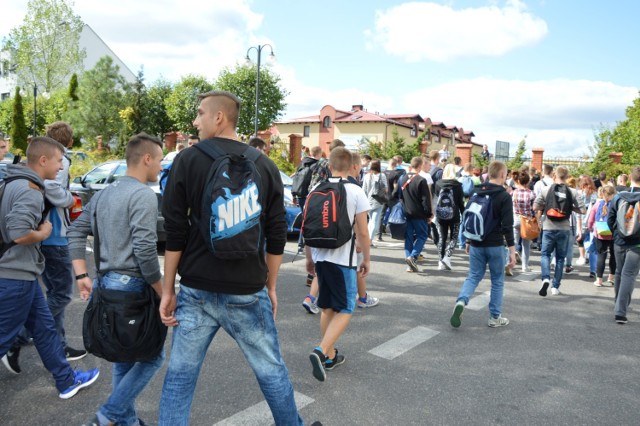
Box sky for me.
[2,0,639,157]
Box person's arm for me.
[573,189,587,215]
[13,223,52,245]
[587,201,597,231]
[354,211,370,278]
[607,196,619,233]
[160,250,181,327]
[68,200,96,300]
[44,179,74,208]
[129,189,162,288]
[265,253,282,319]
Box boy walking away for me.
[607,166,640,324]
[534,166,586,296]
[69,133,165,426]
[0,137,99,398]
[305,147,370,381]
[450,161,515,328]
[403,157,432,272]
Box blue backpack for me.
[159,162,172,195]
[461,175,475,197]
[461,193,498,241]
[193,141,264,259]
[593,199,612,237]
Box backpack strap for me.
[193,139,227,161]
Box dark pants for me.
[595,238,616,278]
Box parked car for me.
[70,160,166,242]
[1,152,16,164]
[280,171,302,234]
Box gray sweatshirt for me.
[68,176,161,284]
[0,165,46,280]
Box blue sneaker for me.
[59,368,100,399]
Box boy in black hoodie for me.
[402,156,432,272]
[450,161,516,328]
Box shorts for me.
[315,261,357,314]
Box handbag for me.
[387,201,407,240]
[371,175,388,204]
[520,215,540,240]
[82,191,167,363]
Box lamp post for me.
[245,44,275,137]
[33,84,37,136]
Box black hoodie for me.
[401,173,432,220]
[469,182,515,248]
[607,188,640,248]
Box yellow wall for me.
[275,123,321,147]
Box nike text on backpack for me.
[544,183,573,222]
[291,161,315,199]
[435,187,455,221]
[461,176,475,197]
[193,142,264,259]
[461,193,498,241]
[301,178,355,250]
[593,200,612,237]
[616,197,640,239]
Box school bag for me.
[371,175,388,204]
[193,141,264,259]
[159,162,172,195]
[435,186,455,221]
[291,160,316,199]
[308,157,331,190]
[616,196,640,239]
[544,183,573,222]
[301,178,354,250]
[593,199,612,237]
[461,193,498,241]
[461,175,475,197]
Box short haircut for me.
[350,151,361,166]
[362,154,372,162]
[410,156,423,170]
[125,132,163,166]
[329,139,345,151]
[197,90,241,127]
[442,164,457,180]
[617,174,628,184]
[488,161,507,179]
[463,163,473,172]
[45,121,73,146]
[393,155,403,164]
[188,134,199,141]
[630,166,640,184]
[454,156,461,166]
[429,150,440,162]
[329,147,352,173]
[248,137,266,150]
[369,159,381,173]
[389,157,398,167]
[26,136,65,165]
[598,171,607,181]
[310,146,323,157]
[543,164,553,176]
[555,166,569,180]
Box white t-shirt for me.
[311,181,370,267]
[533,176,554,197]
[418,170,434,186]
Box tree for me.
[3,0,85,93]
[121,68,148,135]
[507,137,527,170]
[214,65,288,135]
[70,56,126,148]
[10,88,29,153]
[145,78,175,140]
[165,75,213,134]
[68,73,79,101]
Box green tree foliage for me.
[70,56,126,148]
[214,65,288,135]
[10,88,29,153]
[0,100,13,137]
[473,152,489,168]
[121,68,148,135]
[3,0,85,93]
[166,75,213,134]
[507,138,527,170]
[68,73,79,101]
[362,127,421,162]
[145,78,174,140]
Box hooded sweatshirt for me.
[607,188,640,248]
[42,154,73,246]
[469,182,515,248]
[0,165,46,280]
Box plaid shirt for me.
[512,188,535,217]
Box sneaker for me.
[65,346,88,361]
[441,256,452,270]
[515,252,522,265]
[615,315,628,324]
[607,277,615,285]
[488,315,509,327]
[521,267,532,273]
[405,267,413,273]
[594,280,604,287]
[438,261,446,271]
[405,256,418,272]
[505,267,514,277]
[377,235,383,242]
[309,347,327,382]
[589,272,596,279]
[564,266,575,274]
[59,368,100,399]
[539,279,550,297]
[357,293,379,308]
[81,415,100,426]
[551,288,561,296]
[450,301,465,328]
[1,346,21,374]
[302,296,320,314]
[576,257,586,266]
[417,254,425,262]
[324,348,345,371]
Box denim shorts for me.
[315,261,357,314]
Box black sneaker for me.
[309,347,327,382]
[615,316,628,324]
[564,266,575,274]
[65,346,88,361]
[1,346,21,374]
[589,272,596,279]
[324,348,345,371]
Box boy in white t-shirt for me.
[306,147,370,382]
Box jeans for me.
[404,218,428,259]
[613,247,640,317]
[582,231,597,273]
[95,272,164,426]
[456,246,506,317]
[541,229,570,288]
[565,229,575,267]
[0,278,74,392]
[458,216,467,248]
[41,245,73,347]
[368,206,383,241]
[159,286,302,426]
[513,221,532,270]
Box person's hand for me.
[76,276,93,301]
[576,231,582,242]
[159,293,178,327]
[465,243,470,255]
[359,260,370,278]
[37,221,53,240]
[268,288,278,320]
[508,251,517,269]
[306,258,316,276]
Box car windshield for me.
[280,170,292,186]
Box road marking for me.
[213,392,314,426]
[467,291,490,311]
[369,326,439,360]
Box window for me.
[0,93,9,101]
[303,125,310,137]
[410,125,417,138]
[82,163,119,185]
[322,116,332,128]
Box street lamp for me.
[33,84,37,136]
[245,44,275,137]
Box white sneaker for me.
[551,288,561,296]
[576,257,586,266]
[488,315,509,327]
[522,266,532,273]
[438,261,445,271]
[441,256,452,270]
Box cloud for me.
[365,0,548,62]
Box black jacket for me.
[608,188,640,248]
[401,173,432,220]
[469,182,515,248]
[434,179,465,222]
[384,168,406,199]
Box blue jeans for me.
[541,229,570,288]
[368,206,383,241]
[583,231,597,273]
[159,286,302,426]
[0,278,74,392]
[458,216,466,248]
[456,246,506,317]
[405,218,428,258]
[41,245,74,347]
[95,272,164,426]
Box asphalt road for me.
[1,237,639,426]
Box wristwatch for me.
[75,273,90,280]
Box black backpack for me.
[435,186,456,221]
[194,141,264,259]
[291,160,315,198]
[544,183,573,222]
[302,178,355,251]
